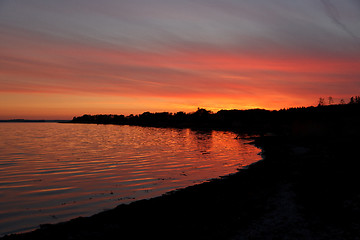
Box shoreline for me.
[0,126,259,237]
[3,134,360,239]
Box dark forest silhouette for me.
[71,96,360,136]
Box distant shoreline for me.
[70,103,360,137]
[0,120,69,123]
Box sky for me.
[1,0,360,119]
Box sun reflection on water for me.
[0,123,261,236]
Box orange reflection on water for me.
[0,123,261,236]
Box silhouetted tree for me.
[350,97,355,104]
[194,108,212,116]
[340,99,345,105]
[356,96,360,104]
[318,97,325,106]
[328,96,334,105]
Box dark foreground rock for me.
[2,136,360,240]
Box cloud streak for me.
[1,0,360,118]
[320,0,359,40]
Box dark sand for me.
[2,135,360,240]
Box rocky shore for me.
[2,134,360,240]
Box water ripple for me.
[0,123,261,236]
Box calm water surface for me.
[0,123,261,236]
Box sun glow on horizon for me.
[1,0,359,119]
[0,90,323,120]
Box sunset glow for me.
[1,0,360,119]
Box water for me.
[0,123,261,236]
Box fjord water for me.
[0,123,261,236]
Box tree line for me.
[71,96,360,136]
[318,96,360,106]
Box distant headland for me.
[71,96,360,136]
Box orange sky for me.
[1,0,360,119]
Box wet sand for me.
[2,135,360,240]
